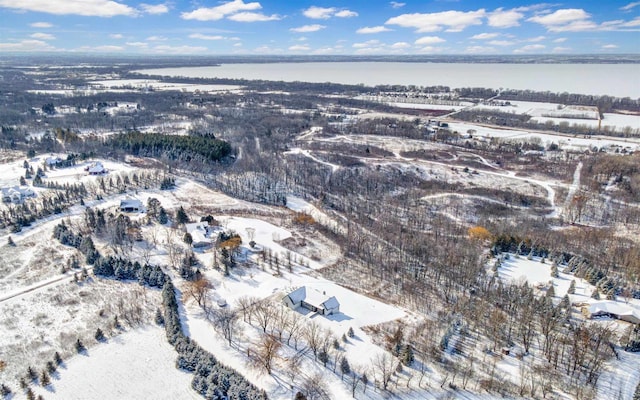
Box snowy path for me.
[562,161,583,211]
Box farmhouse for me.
[582,301,640,325]
[119,199,143,213]
[86,161,107,175]
[283,286,340,316]
[1,186,36,204]
[45,156,62,167]
[185,221,212,247]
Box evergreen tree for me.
[155,308,165,325]
[27,366,37,381]
[158,207,168,224]
[54,352,63,365]
[183,232,193,246]
[95,328,105,342]
[347,327,355,338]
[342,333,348,343]
[551,264,559,278]
[546,284,555,298]
[175,206,189,225]
[7,236,15,246]
[75,338,85,353]
[1,383,12,397]
[19,378,27,390]
[26,388,35,400]
[40,370,50,387]
[46,361,56,374]
[294,392,307,400]
[591,289,600,300]
[400,344,415,366]
[568,279,576,294]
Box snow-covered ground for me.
[89,79,242,93]
[27,326,200,400]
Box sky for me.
[0,0,639,55]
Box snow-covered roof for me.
[286,286,340,311]
[588,301,640,324]
[120,199,143,209]
[88,162,105,173]
[45,156,62,165]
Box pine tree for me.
[551,264,559,278]
[175,206,189,225]
[342,333,348,343]
[7,236,14,246]
[155,308,164,326]
[183,232,193,246]
[95,328,105,342]
[26,388,35,400]
[347,327,355,338]
[568,279,576,294]
[294,392,307,400]
[19,377,27,390]
[400,344,415,366]
[546,284,555,298]
[75,338,85,353]
[1,383,12,396]
[54,352,63,365]
[27,366,37,381]
[591,289,600,300]
[40,370,50,387]
[46,361,56,374]
[157,207,168,224]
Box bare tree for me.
[300,372,331,400]
[304,321,324,360]
[253,299,275,333]
[186,277,211,309]
[208,306,239,346]
[285,349,306,387]
[236,295,258,324]
[372,352,395,391]
[250,333,281,375]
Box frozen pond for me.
[136,62,640,98]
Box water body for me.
[136,62,640,98]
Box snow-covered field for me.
[89,79,242,93]
[28,326,200,400]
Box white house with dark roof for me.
[86,161,107,175]
[283,286,340,316]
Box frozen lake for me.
[136,62,640,98]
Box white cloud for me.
[303,6,357,19]
[0,0,137,17]
[415,36,445,45]
[356,26,392,34]
[527,9,596,32]
[527,35,545,42]
[189,33,226,40]
[30,22,53,28]
[417,46,444,53]
[126,41,148,47]
[289,44,310,51]
[109,33,123,39]
[181,0,261,21]
[466,45,496,53]
[93,45,125,52]
[335,10,358,18]
[140,3,169,15]
[303,6,335,19]
[488,40,515,46]
[552,37,567,43]
[233,42,242,47]
[228,12,279,22]
[602,44,619,49]
[146,35,167,41]
[390,1,405,8]
[470,32,499,40]
[290,24,325,33]
[552,46,571,53]
[0,39,54,51]
[620,2,640,11]
[153,45,208,54]
[312,47,339,54]
[390,41,410,49]
[488,8,523,28]
[353,39,380,49]
[514,44,546,53]
[386,9,486,33]
[30,32,55,40]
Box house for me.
[283,286,340,316]
[45,156,62,167]
[185,221,212,247]
[1,186,36,204]
[583,301,640,325]
[119,199,143,213]
[86,161,107,175]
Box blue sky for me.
[0,0,639,55]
